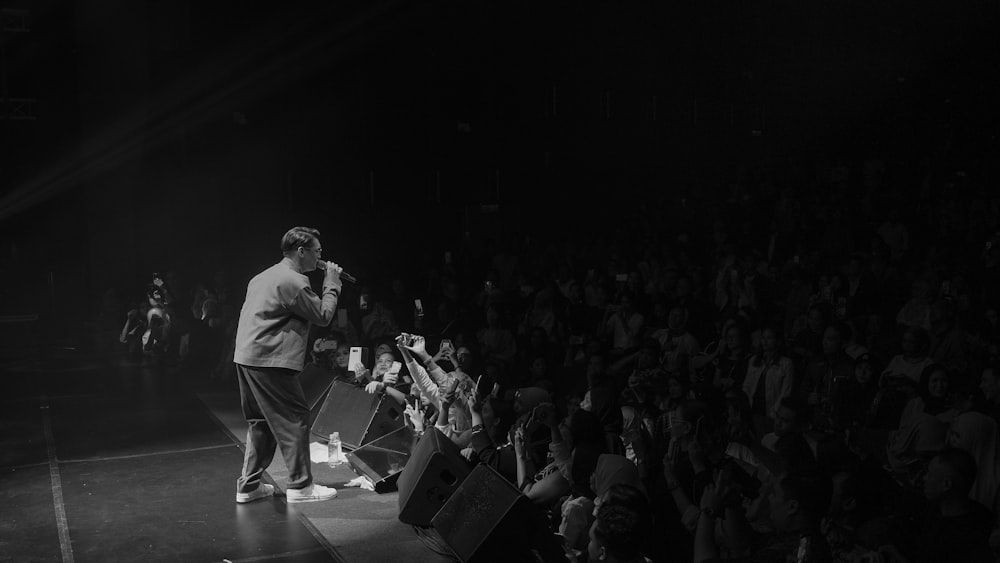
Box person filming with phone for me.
[232,226,344,504]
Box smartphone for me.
[359,294,369,310]
[348,346,366,375]
[414,298,424,317]
[389,361,402,375]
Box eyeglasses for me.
[301,246,322,255]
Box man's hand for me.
[365,381,383,394]
[383,372,398,387]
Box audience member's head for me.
[769,470,833,532]
[773,396,810,437]
[924,447,978,504]
[979,364,1000,404]
[918,363,951,414]
[587,494,652,563]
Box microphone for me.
[316,260,358,284]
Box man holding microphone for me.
[234,226,344,504]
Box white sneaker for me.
[236,483,275,504]
[286,484,338,503]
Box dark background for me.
[1,0,998,330]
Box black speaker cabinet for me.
[396,426,473,527]
[345,425,416,494]
[310,380,405,449]
[298,363,335,423]
[430,463,525,563]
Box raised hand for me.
[404,403,426,432]
[405,334,428,356]
[513,426,527,458]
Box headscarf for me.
[515,386,551,415]
[592,454,645,498]
[949,411,1000,513]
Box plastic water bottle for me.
[328,432,344,467]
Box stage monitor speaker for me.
[429,463,526,563]
[299,363,335,422]
[396,426,473,527]
[310,380,405,449]
[346,425,416,493]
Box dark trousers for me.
[236,364,313,492]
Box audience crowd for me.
[112,155,1000,562]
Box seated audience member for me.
[974,364,1000,425]
[600,290,645,359]
[705,320,752,411]
[879,448,995,563]
[885,363,956,475]
[880,326,933,386]
[648,304,700,380]
[799,322,854,430]
[742,325,795,438]
[837,352,881,432]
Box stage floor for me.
[0,344,452,563]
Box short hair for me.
[280,226,320,253]
[933,447,978,496]
[593,502,650,560]
[601,483,650,514]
